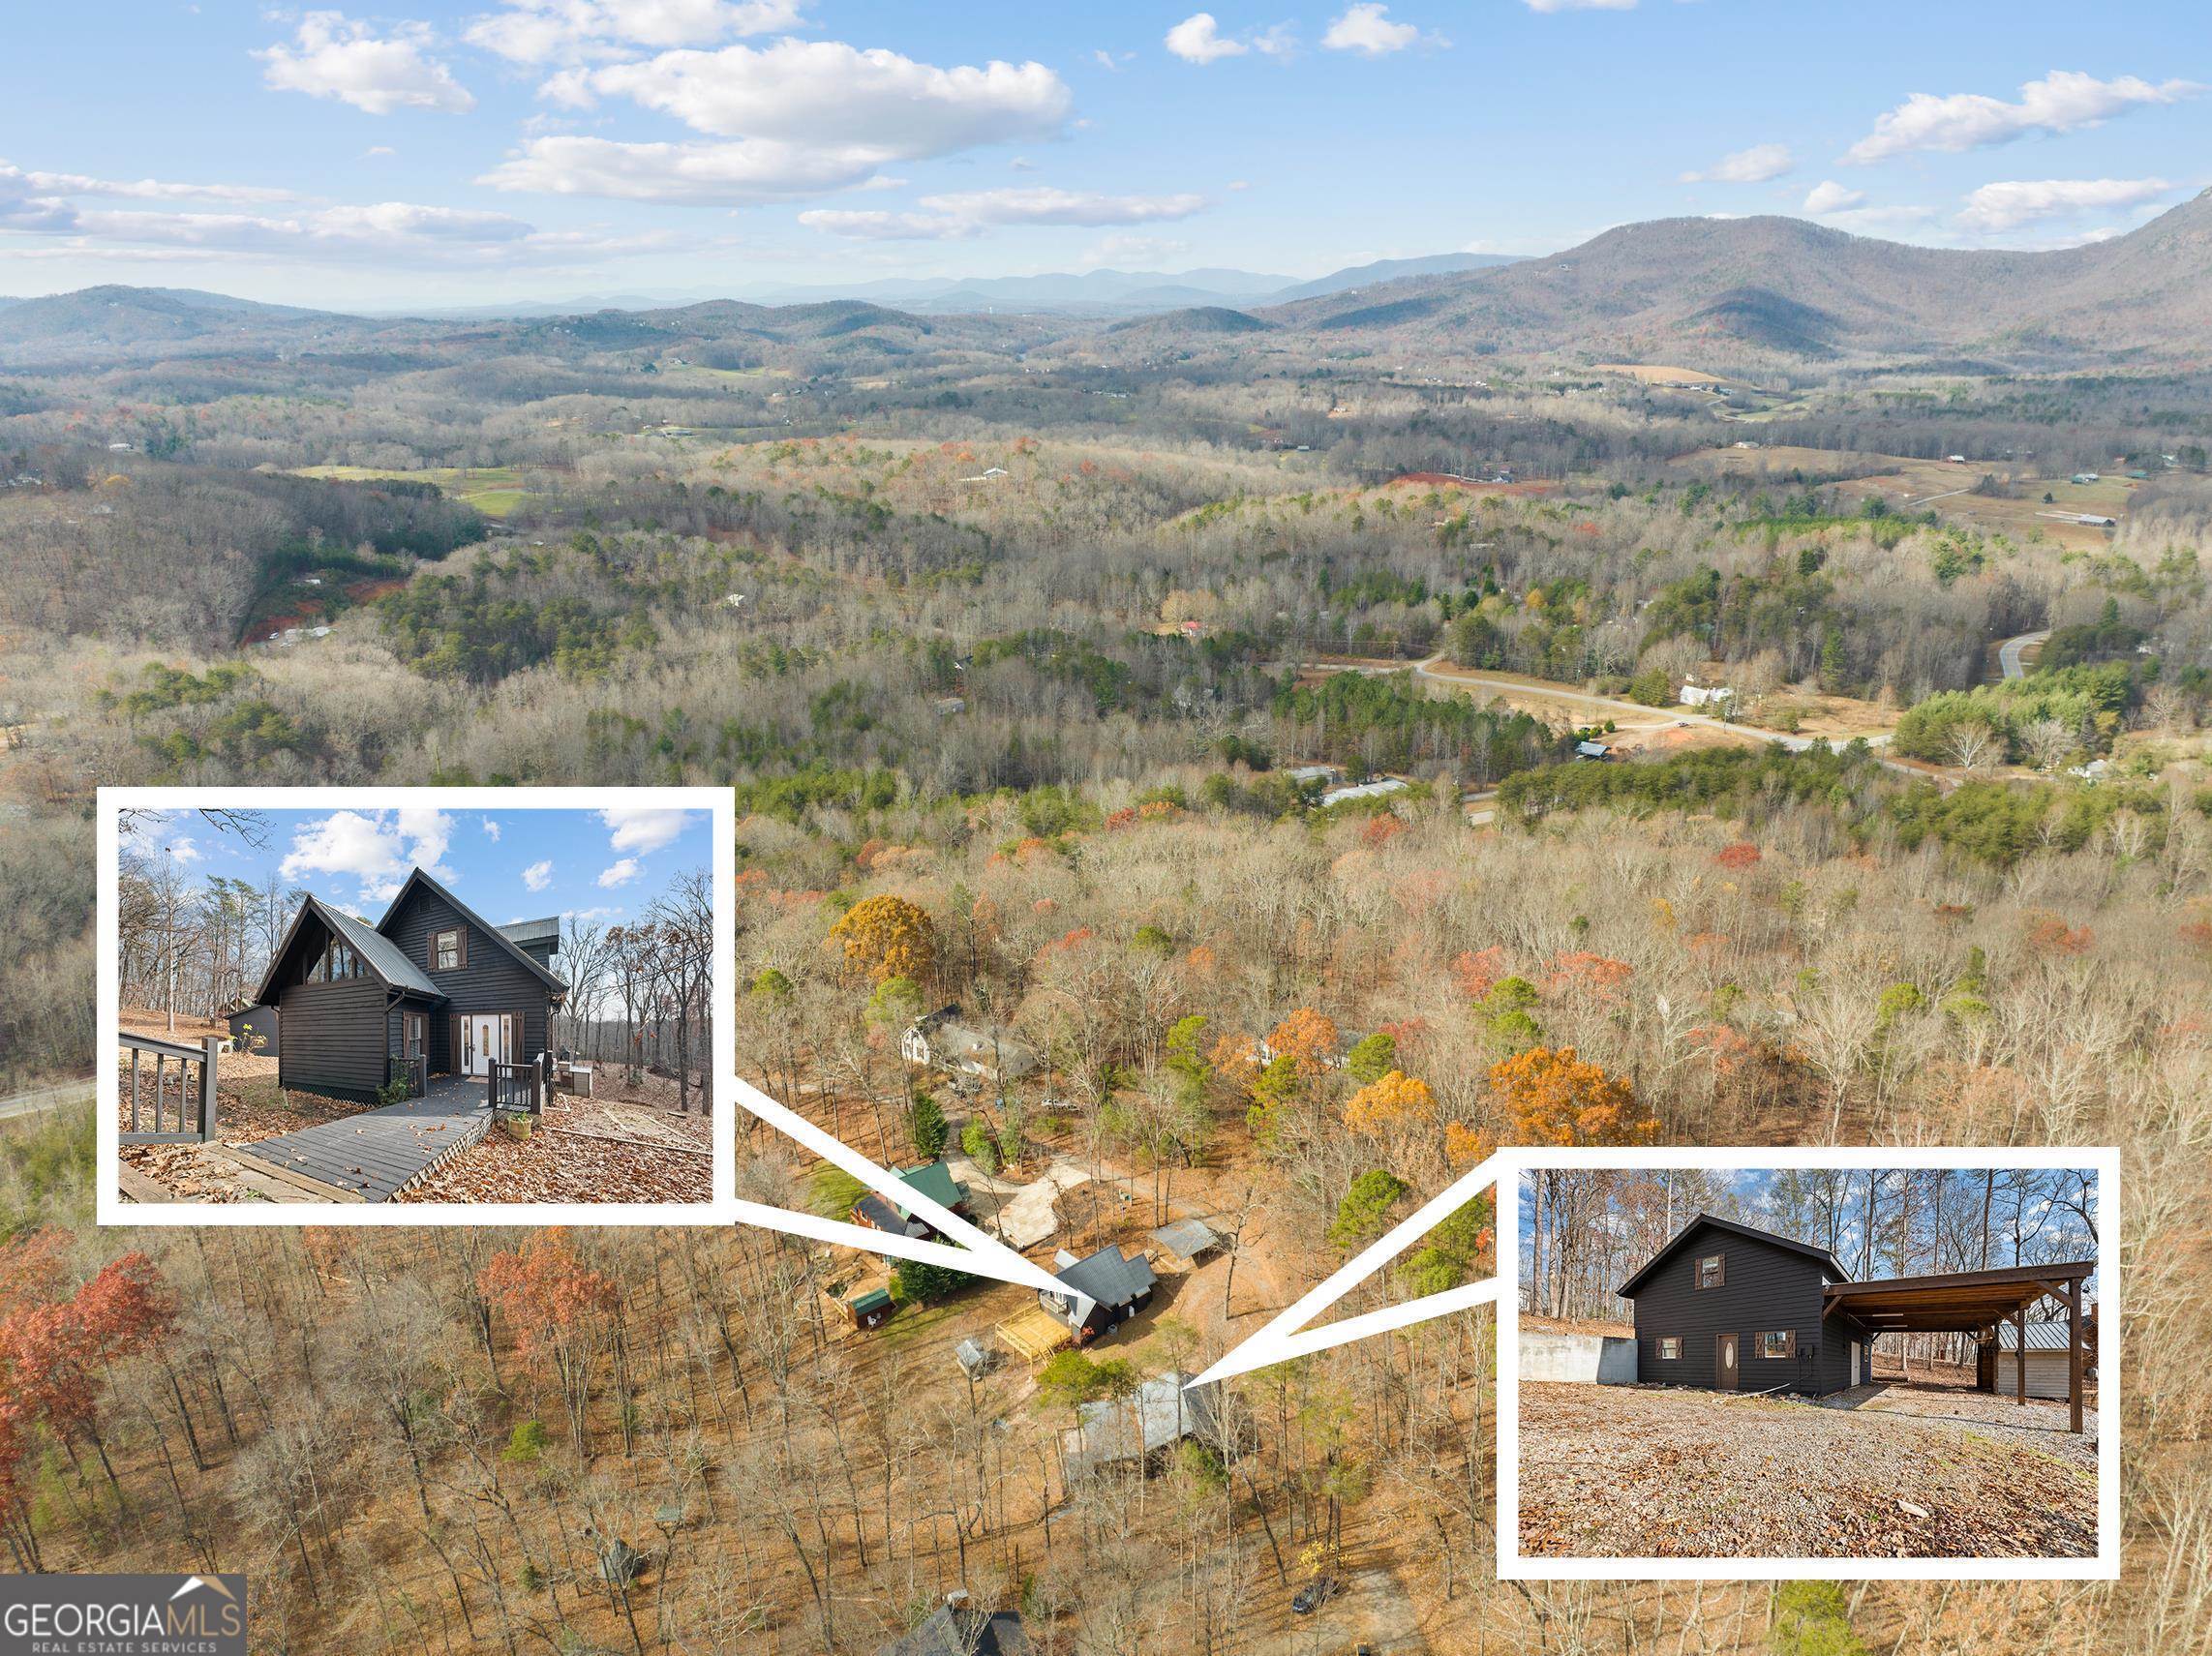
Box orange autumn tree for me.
[1343,1069,1438,1136]
[1489,1046,1657,1145]
[829,893,936,983]
[478,1230,620,1459]
[0,1243,173,1539]
[1266,1009,1340,1077]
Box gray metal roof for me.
[498,917,561,950]
[1051,1244,1156,1311]
[1150,1219,1222,1261]
[1985,1321,2076,1352]
[878,1605,1035,1656]
[1063,1371,1220,1478]
[318,900,442,996]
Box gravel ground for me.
[1519,1381,2097,1559]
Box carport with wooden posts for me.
[1821,1259,2096,1433]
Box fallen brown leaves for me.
[1517,1380,2096,1560]
[390,1102,711,1205]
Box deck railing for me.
[120,1033,220,1144]
[488,1054,549,1116]
[388,1054,428,1099]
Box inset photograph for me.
[1502,1152,2116,1578]
[100,787,726,1215]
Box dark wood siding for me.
[381,886,555,1067]
[274,912,390,1104]
[1628,1221,1833,1394]
[1818,1309,1873,1391]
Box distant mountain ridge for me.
[1269,191,2212,368]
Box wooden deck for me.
[230,1073,489,1201]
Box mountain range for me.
[4,195,2207,371]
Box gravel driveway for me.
[1519,1381,2097,1559]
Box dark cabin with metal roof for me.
[1040,1244,1157,1343]
[1616,1213,1877,1396]
[252,867,567,1105]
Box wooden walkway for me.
[229,1074,489,1202]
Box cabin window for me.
[1760,1331,1796,1360]
[306,948,327,983]
[1657,1337,1682,1360]
[330,943,358,979]
[1697,1252,1725,1289]
[432,928,464,972]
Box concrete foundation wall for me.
[1521,1331,1637,1383]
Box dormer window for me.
[1697,1252,1725,1289]
[432,927,464,972]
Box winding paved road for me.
[1997,630,2049,680]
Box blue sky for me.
[138,802,709,926]
[4,3,2207,306]
[1516,1166,2100,1276]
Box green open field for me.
[290,464,530,517]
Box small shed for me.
[1977,1320,2080,1400]
[1149,1219,1222,1271]
[226,1003,279,1050]
[954,1337,998,1379]
[845,1287,894,1331]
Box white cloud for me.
[1681,143,1795,185]
[364,145,396,158]
[1093,48,1133,73]
[597,858,642,888]
[257,13,475,115]
[1522,0,1637,11]
[561,904,626,921]
[802,184,1207,240]
[466,0,805,65]
[578,41,1068,147]
[280,809,454,903]
[597,805,696,855]
[1844,71,2200,165]
[1956,176,2174,232]
[0,163,693,269]
[1321,4,1424,56]
[1166,14,1247,63]
[15,167,300,204]
[483,39,1071,206]
[1802,180,1866,215]
[522,858,555,890]
[166,835,203,864]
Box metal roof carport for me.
[1821,1259,2096,1433]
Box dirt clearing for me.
[1518,1380,2096,1560]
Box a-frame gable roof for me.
[378,867,568,994]
[1617,1212,1851,1300]
[252,894,442,1005]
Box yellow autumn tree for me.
[1488,1046,1656,1146]
[829,893,936,984]
[1443,1121,1495,1168]
[1343,1069,1437,1136]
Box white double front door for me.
[463,1013,508,1076]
